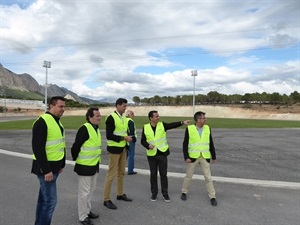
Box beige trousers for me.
[78,174,98,221]
[181,157,216,199]
[103,148,126,201]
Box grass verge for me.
[0,116,299,130]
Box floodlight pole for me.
[43,61,51,112]
[191,70,198,115]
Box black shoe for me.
[151,194,157,201]
[163,194,170,203]
[80,217,93,225]
[116,194,132,202]
[181,193,187,201]
[210,198,217,206]
[88,211,99,219]
[103,200,117,209]
[128,171,137,175]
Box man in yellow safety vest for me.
[141,110,190,203]
[71,107,102,225]
[31,96,66,225]
[103,98,133,210]
[180,111,218,206]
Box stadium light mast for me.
[191,70,198,115]
[43,61,51,112]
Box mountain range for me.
[0,63,102,104]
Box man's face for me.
[196,115,206,127]
[89,110,101,125]
[49,100,65,118]
[150,112,160,124]
[116,102,127,114]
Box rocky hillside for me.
[0,64,84,102]
[0,65,41,92]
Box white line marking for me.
[1,149,299,190]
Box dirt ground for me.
[2,104,300,121]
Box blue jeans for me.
[127,142,136,173]
[35,173,59,225]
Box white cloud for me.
[1,0,299,101]
[227,56,260,65]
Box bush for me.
[0,106,7,112]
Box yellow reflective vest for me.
[76,123,102,166]
[187,124,211,159]
[106,112,128,147]
[32,114,65,161]
[144,122,168,156]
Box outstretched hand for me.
[182,120,192,125]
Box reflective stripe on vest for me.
[76,123,102,166]
[106,112,128,147]
[32,114,65,161]
[144,122,168,156]
[187,124,211,159]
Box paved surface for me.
[0,129,299,225]
[0,129,299,182]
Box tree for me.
[207,91,221,104]
[141,97,150,104]
[242,93,252,103]
[290,91,300,103]
[138,90,299,106]
[175,95,181,105]
[270,92,281,104]
[132,96,140,105]
[260,92,270,103]
[228,94,242,104]
[281,94,291,104]
[153,95,161,105]
[161,96,171,105]
[181,95,192,105]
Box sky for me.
[1,0,299,102]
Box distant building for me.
[0,98,44,109]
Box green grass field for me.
[0,116,299,130]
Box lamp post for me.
[43,61,51,112]
[191,70,198,115]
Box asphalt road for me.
[0,128,299,182]
[0,128,299,225]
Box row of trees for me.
[132,91,300,105]
[1,90,299,109]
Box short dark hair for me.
[115,98,127,107]
[148,110,158,120]
[49,96,65,106]
[85,107,99,122]
[194,111,205,121]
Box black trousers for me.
[147,155,168,195]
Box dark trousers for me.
[147,155,168,195]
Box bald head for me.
[126,110,134,118]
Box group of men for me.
[31,96,218,225]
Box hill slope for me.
[0,64,85,102]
